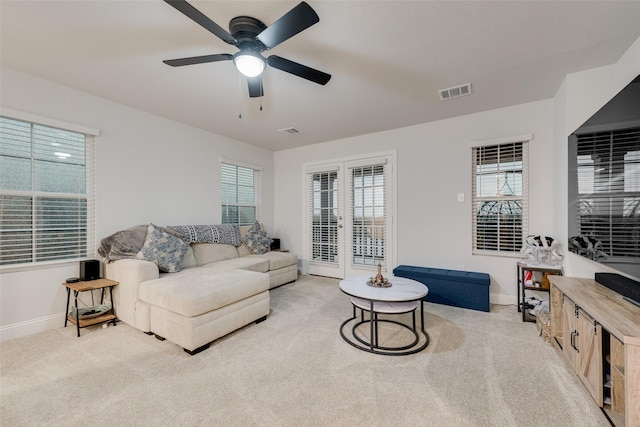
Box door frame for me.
[302,150,397,279]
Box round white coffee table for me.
[339,275,429,355]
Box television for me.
[567,74,640,280]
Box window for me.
[0,116,96,266]
[221,161,262,225]
[572,127,640,261]
[472,140,529,254]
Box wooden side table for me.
[62,278,119,337]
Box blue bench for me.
[393,265,491,312]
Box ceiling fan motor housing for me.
[229,16,267,52]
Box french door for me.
[305,154,394,279]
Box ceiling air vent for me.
[278,127,302,135]
[438,83,472,101]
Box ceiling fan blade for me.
[256,2,319,49]
[267,55,331,85]
[164,0,235,45]
[247,76,264,98]
[163,53,233,67]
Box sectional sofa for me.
[100,223,297,354]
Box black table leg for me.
[64,287,71,327]
[74,290,80,337]
[108,286,116,326]
[369,300,374,351]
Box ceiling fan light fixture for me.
[233,52,266,78]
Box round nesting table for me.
[339,275,429,355]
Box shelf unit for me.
[517,262,562,322]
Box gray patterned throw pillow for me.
[137,223,189,272]
[241,221,272,255]
[167,224,241,246]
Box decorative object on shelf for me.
[69,304,111,320]
[520,235,563,266]
[529,299,549,317]
[367,263,391,288]
[541,272,552,289]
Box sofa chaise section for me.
[140,268,270,354]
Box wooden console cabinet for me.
[550,276,640,427]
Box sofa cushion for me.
[168,224,241,246]
[191,243,239,266]
[238,225,252,236]
[181,245,197,269]
[237,243,252,257]
[248,251,297,270]
[136,223,189,273]
[139,269,269,317]
[200,257,270,273]
[241,221,272,255]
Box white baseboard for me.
[490,293,517,306]
[0,312,65,342]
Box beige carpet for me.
[1,275,608,426]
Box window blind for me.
[472,140,529,254]
[349,163,386,268]
[0,116,96,266]
[575,127,640,259]
[307,170,339,264]
[221,161,262,225]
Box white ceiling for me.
[2,1,640,151]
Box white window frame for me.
[0,110,98,270]
[471,134,530,256]
[220,159,262,226]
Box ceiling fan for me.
[163,0,331,98]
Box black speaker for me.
[80,259,101,281]
[270,238,281,251]
[595,273,640,305]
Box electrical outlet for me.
[457,193,465,202]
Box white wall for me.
[274,99,556,305]
[552,36,640,280]
[0,67,274,340]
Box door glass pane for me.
[351,165,385,267]
[311,171,338,263]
